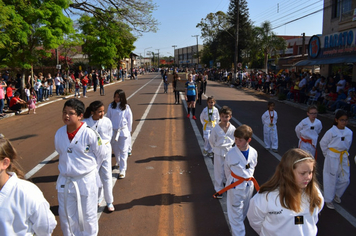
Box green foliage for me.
[78,12,136,69]
[0,0,73,69]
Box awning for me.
[295,55,356,66]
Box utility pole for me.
[234,0,239,84]
[172,45,177,66]
[144,47,152,69]
[191,35,199,68]
[302,32,306,55]
[156,49,160,68]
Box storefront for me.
[296,28,356,81]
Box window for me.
[331,0,340,19]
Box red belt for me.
[299,137,317,160]
[213,171,260,198]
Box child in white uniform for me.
[83,100,115,212]
[295,105,322,158]
[107,89,133,179]
[262,101,278,152]
[247,148,324,236]
[55,98,105,236]
[0,134,57,236]
[200,96,219,157]
[320,110,353,210]
[209,106,236,197]
[220,125,258,236]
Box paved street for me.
[1,72,355,235]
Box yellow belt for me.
[203,119,216,131]
[329,148,349,175]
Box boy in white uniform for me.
[209,106,236,198]
[295,105,322,158]
[0,134,57,236]
[218,125,258,236]
[200,96,219,157]
[55,98,105,236]
[261,101,278,152]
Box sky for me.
[133,0,324,57]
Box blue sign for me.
[308,35,320,59]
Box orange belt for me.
[299,137,317,160]
[213,171,260,198]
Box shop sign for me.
[308,28,356,58]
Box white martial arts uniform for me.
[320,125,353,203]
[200,106,219,153]
[0,172,57,236]
[225,145,258,236]
[107,103,133,173]
[83,116,114,205]
[55,123,105,236]
[209,123,236,192]
[261,110,278,150]
[247,188,324,236]
[295,117,322,158]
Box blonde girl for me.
[247,148,324,236]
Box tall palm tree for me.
[255,21,286,73]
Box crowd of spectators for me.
[208,69,355,118]
[0,69,121,116]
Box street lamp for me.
[144,47,152,68]
[172,45,177,65]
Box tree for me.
[78,12,135,78]
[196,11,232,44]
[0,0,73,81]
[254,21,286,72]
[67,0,158,34]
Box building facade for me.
[297,0,356,80]
[174,45,204,68]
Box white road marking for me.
[24,151,59,179]
[97,77,163,217]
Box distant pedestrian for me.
[27,94,36,114]
[163,71,168,93]
[74,78,81,98]
[99,75,105,96]
[185,74,198,120]
[262,101,278,152]
[172,73,180,104]
[81,75,89,98]
[9,92,26,115]
[0,79,7,116]
[320,110,352,210]
[107,89,133,179]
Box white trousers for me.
[323,153,350,202]
[214,154,226,192]
[299,140,316,158]
[227,184,254,236]
[58,188,98,236]
[203,130,212,152]
[99,145,114,204]
[111,135,129,172]
[263,125,278,149]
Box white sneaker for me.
[119,171,126,179]
[78,96,80,98]
[208,152,214,157]
[326,202,335,209]
[202,150,208,156]
[334,195,341,204]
